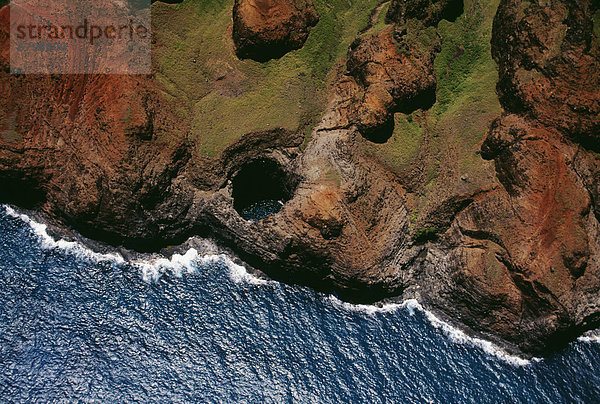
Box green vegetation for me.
[433,7,489,116]
[397,22,439,60]
[121,106,132,126]
[152,0,382,157]
[366,111,426,175]
[483,248,506,284]
[323,165,342,187]
[362,0,502,227]
[0,110,22,144]
[1,128,22,144]
[360,2,391,37]
[414,227,438,243]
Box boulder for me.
[233,0,319,62]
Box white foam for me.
[131,249,270,285]
[3,205,125,264]
[326,295,405,315]
[0,204,557,365]
[407,299,538,367]
[2,205,270,286]
[133,248,204,282]
[226,258,270,285]
[133,251,269,285]
[328,295,537,367]
[578,333,600,344]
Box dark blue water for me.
[1,207,600,403]
[240,200,283,221]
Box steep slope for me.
[1,0,599,356]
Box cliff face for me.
[472,0,600,351]
[1,0,599,356]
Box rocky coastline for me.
[1,0,599,357]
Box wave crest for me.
[4,205,125,264]
[326,295,537,367]
[2,204,269,286]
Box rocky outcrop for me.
[232,0,319,61]
[1,0,600,357]
[462,0,600,352]
[492,0,600,150]
[340,0,463,142]
[344,27,439,141]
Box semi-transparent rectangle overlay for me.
[10,0,151,74]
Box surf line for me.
[3,204,125,264]
[326,294,539,367]
[2,204,269,285]
[1,204,578,364]
[578,333,600,344]
[134,250,270,285]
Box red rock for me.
[232,0,319,61]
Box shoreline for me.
[2,0,599,360]
[5,202,594,367]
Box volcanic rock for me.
[1,0,600,357]
[232,0,319,62]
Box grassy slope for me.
[152,0,383,157]
[361,0,502,228]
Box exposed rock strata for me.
[1,0,599,356]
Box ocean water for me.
[1,205,599,403]
[240,200,284,221]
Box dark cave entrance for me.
[440,0,465,24]
[360,118,395,144]
[231,159,296,221]
[360,86,437,144]
[0,175,46,209]
[396,86,436,115]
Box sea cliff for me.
[1,0,599,356]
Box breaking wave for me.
[2,204,270,287]
[3,205,125,264]
[0,204,574,368]
[326,295,536,367]
[578,332,600,344]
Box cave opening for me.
[440,0,465,24]
[0,175,46,209]
[396,86,437,115]
[231,159,296,221]
[359,85,437,144]
[359,118,395,144]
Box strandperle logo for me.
[10,0,151,74]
